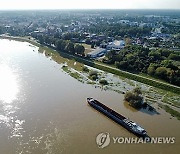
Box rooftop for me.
[87,48,107,56]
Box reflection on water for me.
[0,63,25,139]
[123,101,160,115]
[123,101,138,112]
[0,43,26,151]
[0,63,19,103]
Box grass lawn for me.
[81,43,93,54]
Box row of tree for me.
[85,23,152,37]
[104,45,180,86]
[34,34,85,56]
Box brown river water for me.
[0,39,179,154]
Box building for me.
[87,48,107,58]
[107,40,125,51]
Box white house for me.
[107,40,125,51]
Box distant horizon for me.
[0,0,180,10]
[0,8,180,11]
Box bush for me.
[124,88,143,108]
[155,67,168,79]
[168,53,180,61]
[91,75,98,80]
[147,66,155,75]
[99,79,108,85]
[89,70,98,76]
[82,66,89,72]
[132,87,142,95]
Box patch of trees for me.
[124,87,143,108]
[162,23,180,34]
[0,26,5,34]
[34,34,85,57]
[104,45,180,86]
[62,32,86,41]
[99,79,108,85]
[85,23,152,37]
[82,66,89,72]
[89,71,98,80]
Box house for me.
[107,40,125,51]
[87,48,107,58]
[100,42,108,48]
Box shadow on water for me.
[123,101,160,115]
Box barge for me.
[87,98,147,136]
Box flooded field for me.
[0,39,179,154]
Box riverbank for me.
[0,36,180,120]
[1,35,180,94]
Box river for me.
[0,39,179,154]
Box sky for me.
[0,0,180,10]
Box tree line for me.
[34,34,85,56]
[104,45,180,86]
[85,23,152,37]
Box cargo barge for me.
[87,98,147,136]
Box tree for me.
[74,44,85,56]
[168,53,180,61]
[44,36,52,45]
[61,41,67,51]
[148,50,161,61]
[0,26,4,34]
[55,39,62,50]
[55,39,67,51]
[124,87,143,108]
[159,49,172,57]
[116,61,128,69]
[65,42,75,54]
[105,50,116,63]
[133,87,142,95]
[99,79,108,85]
[89,71,98,77]
[153,42,159,47]
[155,67,168,79]
[161,60,178,70]
[125,37,131,46]
[38,35,45,44]
[85,39,91,44]
[147,65,155,75]
[91,43,95,48]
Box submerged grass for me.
[159,104,180,120]
[70,72,81,80]
[62,66,70,73]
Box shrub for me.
[91,75,98,80]
[124,88,143,108]
[82,66,89,72]
[89,70,98,76]
[99,79,108,85]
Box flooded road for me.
[0,39,179,154]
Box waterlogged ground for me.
[0,39,179,154]
[61,64,180,113]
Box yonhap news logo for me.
[96,132,175,148]
[96,132,111,148]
